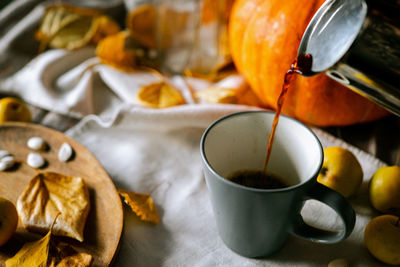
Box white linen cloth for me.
[0,1,388,265]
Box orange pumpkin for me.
[229,0,389,126]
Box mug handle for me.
[289,182,356,243]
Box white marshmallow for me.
[0,155,15,171]
[58,142,73,162]
[0,150,10,159]
[27,152,45,168]
[27,137,47,151]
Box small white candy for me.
[0,155,15,171]
[58,142,73,162]
[0,150,10,159]
[0,161,8,171]
[1,155,14,164]
[27,152,45,168]
[27,137,47,151]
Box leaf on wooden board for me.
[5,229,51,267]
[16,172,90,242]
[49,242,93,267]
[6,219,93,267]
[5,214,59,267]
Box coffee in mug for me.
[227,169,289,190]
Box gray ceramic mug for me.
[200,111,355,258]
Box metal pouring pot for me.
[298,0,400,116]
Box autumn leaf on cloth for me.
[184,59,236,82]
[196,86,238,104]
[119,190,160,224]
[96,31,137,72]
[36,5,120,51]
[196,75,264,107]
[16,172,90,242]
[137,81,185,108]
[6,215,92,267]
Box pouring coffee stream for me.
[263,54,313,172]
[228,53,313,185]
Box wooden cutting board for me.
[0,122,123,266]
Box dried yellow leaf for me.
[96,31,136,72]
[6,216,92,267]
[137,81,185,108]
[36,5,119,51]
[17,172,90,242]
[126,4,156,48]
[119,190,160,224]
[55,252,92,267]
[185,59,235,82]
[48,16,97,50]
[196,86,238,104]
[91,15,121,44]
[6,230,51,267]
[50,242,93,267]
[5,215,59,267]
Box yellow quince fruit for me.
[369,166,400,213]
[317,146,363,198]
[0,97,31,123]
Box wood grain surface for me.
[0,122,123,266]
